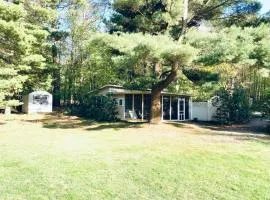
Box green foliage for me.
[183,68,219,84]
[186,25,270,102]
[59,2,113,106]
[72,95,119,122]
[0,1,28,107]
[257,88,270,118]
[214,88,231,124]
[108,0,262,39]
[87,33,196,88]
[215,86,251,124]
[0,0,57,107]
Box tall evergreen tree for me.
[107,0,262,38]
[0,1,30,110]
[0,0,58,111]
[106,0,262,122]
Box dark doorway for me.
[143,94,151,120]
[163,96,170,120]
[134,94,142,119]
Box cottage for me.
[22,91,53,114]
[97,85,192,121]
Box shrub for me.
[71,95,119,121]
[259,89,270,118]
[214,86,251,124]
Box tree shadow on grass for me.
[0,122,6,126]
[43,120,145,131]
[42,120,93,129]
[169,121,270,143]
[85,122,145,131]
[195,120,270,135]
[22,113,93,129]
[169,119,270,135]
[23,113,145,131]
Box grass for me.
[0,114,270,200]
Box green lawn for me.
[0,114,270,200]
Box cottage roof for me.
[96,85,191,97]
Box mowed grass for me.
[0,114,270,200]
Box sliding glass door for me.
[162,96,186,121]
[178,98,185,121]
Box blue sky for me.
[260,0,270,14]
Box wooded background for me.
[1,0,269,121]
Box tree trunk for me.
[178,0,189,42]
[4,106,11,115]
[150,89,162,123]
[150,62,179,123]
[52,69,61,108]
[52,43,61,108]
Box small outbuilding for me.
[22,91,53,114]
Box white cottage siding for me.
[113,94,125,120]
[192,100,217,121]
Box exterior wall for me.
[98,88,111,96]
[192,101,217,121]
[97,86,192,121]
[189,97,193,120]
[113,94,125,120]
[97,90,125,120]
[23,91,53,114]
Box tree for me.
[87,33,195,122]
[59,1,111,106]
[187,24,270,95]
[214,86,251,124]
[108,0,262,39]
[259,88,270,118]
[0,1,28,110]
[186,24,270,123]
[106,0,263,122]
[0,0,58,112]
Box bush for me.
[214,86,251,124]
[259,89,270,118]
[71,95,119,121]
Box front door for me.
[178,98,185,121]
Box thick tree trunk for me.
[150,62,179,123]
[52,43,61,108]
[4,107,11,115]
[177,0,189,42]
[52,69,61,108]
[150,89,162,123]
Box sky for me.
[260,0,270,14]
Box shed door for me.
[116,98,125,120]
[178,98,185,121]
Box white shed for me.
[22,91,53,114]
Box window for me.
[119,99,123,106]
[33,94,49,105]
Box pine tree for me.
[0,0,57,111]
[0,1,28,109]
